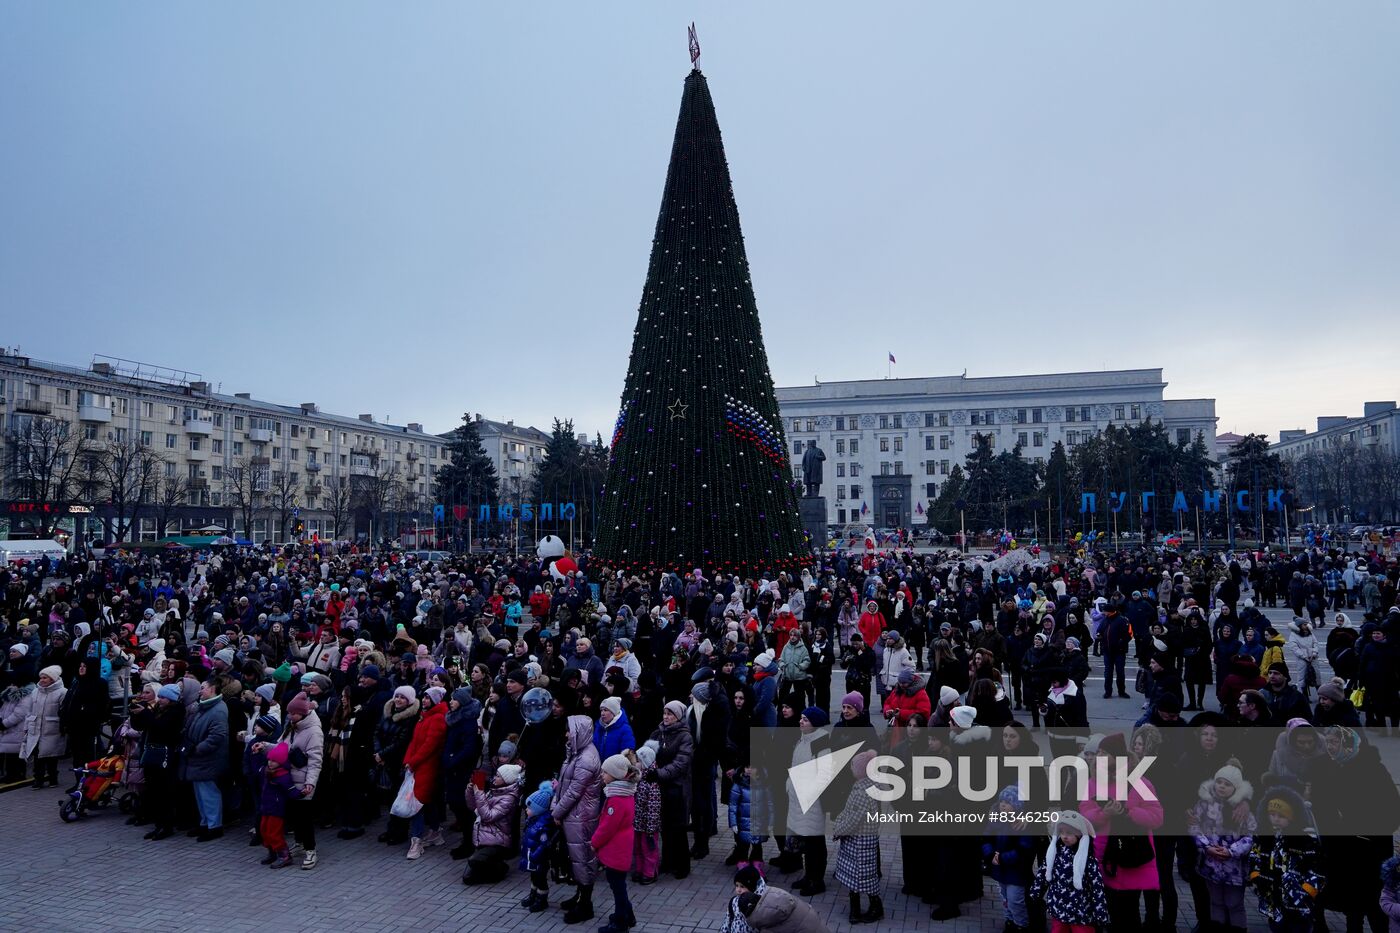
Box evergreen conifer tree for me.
[436,413,498,512]
[594,69,806,577]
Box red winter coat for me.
[772,612,801,656]
[403,701,448,804]
[882,686,931,726]
[591,790,636,872]
[858,610,886,649]
[529,592,552,621]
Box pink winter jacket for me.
[1082,777,1164,891]
[591,790,636,872]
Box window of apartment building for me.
[322,452,331,465]
[893,437,903,453]
[1066,431,1079,447]
[940,435,951,450]
[140,431,153,447]
[924,435,934,450]
[213,413,222,427]
[110,427,125,444]
[836,463,846,477]
[1033,408,1043,423]
[1079,406,1091,421]
[879,437,889,452]
[1114,405,1125,420]
[1177,428,1191,445]
[1065,408,1077,423]
[165,433,176,449]
[232,441,244,455]
[211,439,222,454]
[56,388,70,406]
[274,421,282,436]
[805,419,816,432]
[878,415,888,429]
[940,460,950,475]
[894,461,903,474]
[1033,431,1044,447]
[1017,409,1027,424]
[892,414,903,429]
[850,485,862,500]
[141,401,154,418]
[82,424,98,441]
[850,462,861,477]
[926,482,938,498]
[290,448,299,461]
[189,437,201,452]
[880,462,890,475]
[849,440,859,454]
[1018,432,1028,447]
[212,466,223,481]
[1131,404,1141,420]
[835,439,845,455]
[340,433,347,445]
[163,461,175,478]
[230,415,242,430]
[970,411,983,425]
[925,461,935,475]
[791,419,801,432]
[164,405,176,422]
[835,416,845,431]
[339,454,348,466]
[792,440,803,454]
[430,445,438,458]
[836,485,846,500]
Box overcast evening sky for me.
[3,3,1398,442]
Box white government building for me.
[776,369,1218,529]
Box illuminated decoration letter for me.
[1172,491,1189,512]
[1141,492,1155,513]
[498,504,514,522]
[521,502,534,522]
[561,502,576,521]
[478,505,491,523]
[1080,493,1097,514]
[1202,490,1222,512]
[1235,491,1250,513]
[1267,488,1284,511]
[540,503,553,522]
[1110,492,1127,513]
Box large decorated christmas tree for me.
[593,68,808,578]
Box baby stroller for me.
[59,752,133,822]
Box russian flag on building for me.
[888,352,896,364]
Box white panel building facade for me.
[776,369,1217,529]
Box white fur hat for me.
[950,705,977,729]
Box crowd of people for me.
[1,537,1399,933]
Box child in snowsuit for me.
[1248,785,1323,933]
[982,786,1039,933]
[592,753,639,933]
[632,741,662,884]
[1188,762,1256,932]
[726,764,769,872]
[1030,810,1110,933]
[258,742,303,868]
[518,781,557,912]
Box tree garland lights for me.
[593,69,808,579]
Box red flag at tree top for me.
[688,23,701,65]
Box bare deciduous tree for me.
[225,455,269,541]
[2,416,96,538]
[97,439,161,542]
[326,477,353,541]
[152,469,189,538]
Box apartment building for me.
[0,351,445,543]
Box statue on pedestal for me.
[801,443,826,498]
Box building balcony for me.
[248,427,273,443]
[305,460,322,472]
[13,398,51,415]
[304,484,323,497]
[78,404,112,423]
[187,448,209,462]
[350,461,375,477]
[250,455,271,467]
[406,449,419,460]
[185,418,213,435]
[188,476,209,490]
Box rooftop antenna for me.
[688,22,701,68]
